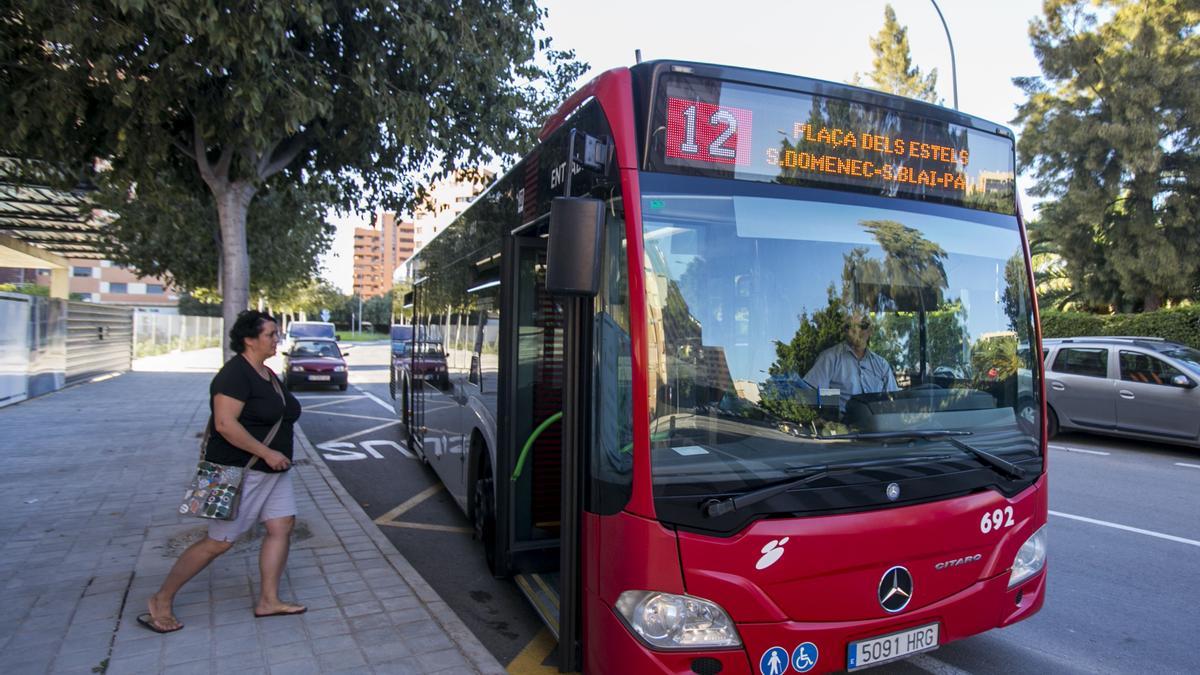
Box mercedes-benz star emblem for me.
[886,483,901,501]
[878,566,913,613]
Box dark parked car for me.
[283,338,349,391]
[1043,336,1200,446]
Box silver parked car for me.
[1043,336,1200,446]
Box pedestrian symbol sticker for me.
[760,646,789,675]
[792,642,819,673]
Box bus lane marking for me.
[305,410,397,422]
[373,484,473,535]
[294,395,366,410]
[1050,511,1200,548]
[324,420,401,445]
[353,385,395,413]
[506,628,558,674]
[316,440,414,462]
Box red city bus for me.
[393,60,1047,673]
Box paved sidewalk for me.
[0,349,504,675]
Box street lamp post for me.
[929,0,959,110]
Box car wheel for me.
[1017,397,1038,434]
[389,368,396,399]
[473,457,498,576]
[338,382,348,391]
[1047,406,1059,439]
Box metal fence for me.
[133,311,223,358]
[66,301,131,384]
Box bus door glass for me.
[506,238,564,556]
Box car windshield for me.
[291,340,341,358]
[640,178,1041,510]
[1162,346,1200,377]
[289,323,334,338]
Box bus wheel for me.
[474,458,498,575]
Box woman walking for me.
[140,310,306,633]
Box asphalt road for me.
[291,342,1200,674]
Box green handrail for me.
[512,411,563,481]
[511,415,671,482]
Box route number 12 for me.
[666,98,752,166]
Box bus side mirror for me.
[547,197,604,297]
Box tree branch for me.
[213,144,234,183]
[258,131,312,181]
[169,135,196,161]
[192,122,216,186]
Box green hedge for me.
[1041,306,1200,350]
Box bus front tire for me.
[474,460,498,576]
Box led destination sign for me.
[651,75,1016,214]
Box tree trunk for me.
[1144,293,1162,312]
[213,182,258,361]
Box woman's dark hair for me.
[229,310,278,354]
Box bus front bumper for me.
[587,566,1045,674]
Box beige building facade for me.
[353,211,415,298]
[64,259,178,310]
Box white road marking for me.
[293,394,361,400]
[1048,444,1110,456]
[354,385,395,413]
[304,410,397,423]
[324,420,401,444]
[909,653,972,675]
[1175,462,1200,470]
[297,396,366,410]
[1050,511,1200,548]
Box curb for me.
[294,423,506,675]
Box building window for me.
[72,266,92,277]
[109,282,128,293]
[147,284,164,295]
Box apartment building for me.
[65,259,178,310]
[352,211,415,298]
[411,170,493,250]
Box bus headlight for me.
[614,591,741,649]
[1008,526,1047,588]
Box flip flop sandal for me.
[136,613,183,634]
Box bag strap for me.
[200,366,289,470]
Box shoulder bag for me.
[179,371,286,520]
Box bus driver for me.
[803,310,898,410]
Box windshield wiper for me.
[832,430,1027,481]
[701,454,955,518]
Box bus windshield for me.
[640,176,1040,519]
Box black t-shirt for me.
[205,355,302,473]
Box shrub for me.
[1041,306,1200,350]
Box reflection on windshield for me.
[641,188,1040,495]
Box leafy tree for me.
[1014,0,1200,311]
[1,1,582,356]
[94,171,334,305]
[855,4,940,103]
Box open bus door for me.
[497,197,603,672]
[496,234,584,670]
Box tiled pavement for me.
[0,349,504,674]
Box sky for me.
[320,0,1047,292]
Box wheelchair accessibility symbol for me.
[792,642,819,673]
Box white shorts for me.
[208,470,297,542]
